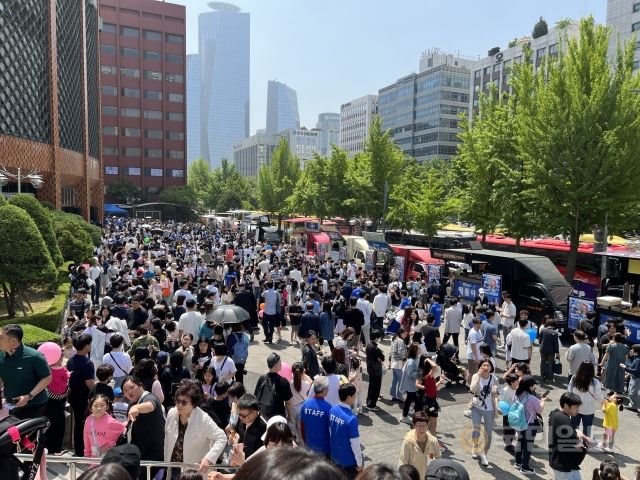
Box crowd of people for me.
[0,217,638,480]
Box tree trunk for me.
[566,231,580,284]
[481,230,487,243]
[277,214,282,232]
[515,237,521,253]
[1,283,15,318]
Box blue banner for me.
[428,265,441,284]
[481,273,502,305]
[567,296,595,331]
[453,278,481,301]
[599,311,640,343]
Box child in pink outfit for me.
[83,394,126,458]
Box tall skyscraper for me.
[265,80,300,134]
[99,0,187,199]
[316,112,340,132]
[186,54,201,164]
[198,2,250,168]
[607,0,640,68]
[316,113,340,156]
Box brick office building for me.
[0,0,102,220]
[99,0,187,201]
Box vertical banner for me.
[395,256,405,282]
[427,265,441,284]
[339,246,348,261]
[481,273,502,305]
[318,243,327,261]
[568,296,595,331]
[365,251,375,272]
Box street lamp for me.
[0,166,44,194]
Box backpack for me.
[256,375,278,419]
[232,333,249,364]
[508,394,532,431]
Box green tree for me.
[508,38,519,48]
[516,17,640,281]
[54,221,94,264]
[288,153,330,220]
[344,117,405,225]
[9,194,63,266]
[532,16,548,39]
[106,179,142,203]
[159,185,198,221]
[258,138,300,229]
[187,157,213,211]
[0,195,6,206]
[0,205,57,316]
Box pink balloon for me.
[280,361,293,381]
[37,342,62,366]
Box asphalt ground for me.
[45,324,639,479]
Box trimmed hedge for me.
[22,324,60,348]
[0,262,71,334]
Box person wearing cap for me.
[474,288,489,309]
[101,444,142,480]
[499,293,517,342]
[398,411,441,479]
[469,358,499,467]
[69,287,91,320]
[254,352,293,420]
[300,376,332,455]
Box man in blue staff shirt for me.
[429,295,443,328]
[329,383,363,479]
[300,376,332,456]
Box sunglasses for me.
[175,399,190,406]
[238,411,255,419]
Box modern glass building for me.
[186,54,201,164]
[265,80,299,134]
[378,55,472,161]
[198,2,250,168]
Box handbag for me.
[553,358,563,375]
[116,421,132,446]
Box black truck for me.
[431,248,572,329]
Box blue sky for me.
[174,0,606,133]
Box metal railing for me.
[15,453,239,480]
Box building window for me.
[102,22,116,34]
[634,2,640,12]
[103,106,117,116]
[143,50,162,61]
[144,148,162,158]
[165,53,183,64]
[167,92,183,103]
[101,65,116,75]
[102,85,117,95]
[514,56,522,64]
[166,131,184,140]
[127,167,141,176]
[101,44,116,55]
[483,66,490,75]
[143,29,162,41]
[503,59,511,69]
[144,109,162,120]
[166,169,184,178]
[144,168,163,177]
[493,64,500,73]
[549,44,558,55]
[103,146,118,155]
[102,125,118,135]
[144,90,162,100]
[165,73,184,83]
[537,47,546,59]
[122,87,140,97]
[120,67,140,78]
[105,166,118,175]
[633,22,640,32]
[165,112,183,121]
[120,26,139,38]
[165,33,184,44]
[144,70,163,81]
[166,150,184,159]
[145,129,163,139]
[120,47,139,58]
[474,70,481,79]
[121,108,140,118]
[123,127,140,137]
[122,148,141,157]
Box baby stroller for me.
[0,416,50,480]
[435,344,466,387]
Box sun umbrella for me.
[207,305,250,325]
